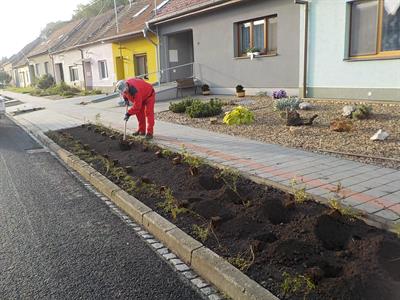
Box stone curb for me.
[26,128,278,300]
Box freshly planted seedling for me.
[157,188,187,219]
[328,199,360,220]
[192,223,210,243]
[227,245,255,272]
[290,178,308,204]
[281,272,316,298]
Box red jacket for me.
[123,78,154,115]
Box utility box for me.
[0,96,5,118]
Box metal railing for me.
[136,62,197,86]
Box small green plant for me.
[36,74,55,90]
[181,146,203,168]
[169,98,195,113]
[192,223,210,243]
[290,178,308,203]
[227,245,255,272]
[352,104,373,120]
[161,149,173,157]
[328,199,360,219]
[157,188,187,219]
[281,272,316,297]
[186,99,222,118]
[393,223,400,238]
[274,97,302,111]
[223,106,255,125]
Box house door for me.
[55,63,64,82]
[84,61,93,90]
[29,65,35,84]
[167,30,194,81]
[116,56,125,80]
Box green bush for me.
[36,74,55,90]
[169,98,195,113]
[223,106,255,125]
[274,97,302,111]
[186,99,222,118]
[352,104,372,120]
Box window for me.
[134,54,148,80]
[98,60,108,79]
[69,66,79,81]
[44,62,49,75]
[35,64,40,77]
[236,15,278,57]
[350,0,400,58]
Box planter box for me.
[236,91,245,97]
[202,91,210,95]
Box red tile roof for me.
[155,0,211,16]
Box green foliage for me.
[192,224,210,243]
[186,99,223,118]
[0,71,12,84]
[393,223,400,238]
[181,146,203,168]
[290,178,308,204]
[227,245,255,272]
[73,0,126,19]
[36,74,55,90]
[274,97,302,111]
[157,188,187,219]
[281,272,316,297]
[223,106,255,125]
[352,104,373,120]
[328,199,360,219]
[169,98,195,113]
[6,86,36,94]
[80,89,102,96]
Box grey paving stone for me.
[175,263,190,272]
[157,248,169,255]
[374,209,400,221]
[353,202,384,214]
[163,253,177,260]
[378,184,400,194]
[142,234,154,239]
[146,239,158,244]
[182,271,198,280]
[363,189,389,198]
[170,258,184,265]
[191,278,209,289]
[151,242,164,249]
[200,286,217,296]
[208,294,222,300]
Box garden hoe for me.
[119,104,132,151]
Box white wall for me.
[53,50,85,88]
[16,66,31,87]
[308,0,400,90]
[81,43,116,89]
[28,54,54,78]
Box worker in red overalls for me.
[116,78,155,139]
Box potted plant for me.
[201,84,210,95]
[236,85,245,97]
[246,47,261,59]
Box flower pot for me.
[236,91,245,97]
[202,91,210,95]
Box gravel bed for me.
[156,97,400,169]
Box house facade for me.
[151,0,305,96]
[307,0,400,101]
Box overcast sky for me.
[0,0,91,58]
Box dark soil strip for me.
[47,125,400,300]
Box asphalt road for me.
[0,116,202,299]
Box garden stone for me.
[342,105,356,117]
[370,129,389,141]
[299,102,313,110]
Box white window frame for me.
[98,60,108,80]
[69,66,79,82]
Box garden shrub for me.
[186,99,222,118]
[36,74,55,90]
[169,98,195,113]
[223,106,255,125]
[352,104,372,120]
[273,89,287,99]
[274,97,302,111]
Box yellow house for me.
[112,33,158,84]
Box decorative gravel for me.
[156,97,400,169]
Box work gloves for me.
[123,97,130,106]
[124,112,131,121]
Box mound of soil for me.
[48,126,400,300]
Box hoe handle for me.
[123,104,128,141]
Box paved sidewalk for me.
[3,90,399,229]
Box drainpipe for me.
[295,0,309,99]
[79,48,87,90]
[143,21,160,84]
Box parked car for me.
[0,96,6,118]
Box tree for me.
[73,0,128,19]
[0,71,12,85]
